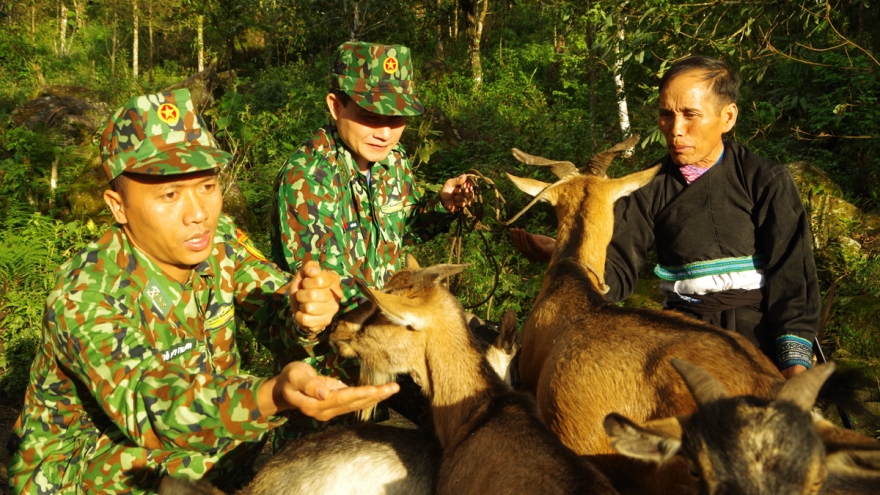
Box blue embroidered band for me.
[776,334,813,370]
[654,254,768,281]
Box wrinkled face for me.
[104,170,221,284]
[327,93,407,171]
[658,71,737,168]
[683,399,826,495]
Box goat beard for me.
[357,366,398,422]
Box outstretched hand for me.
[259,361,400,421]
[509,228,556,263]
[440,174,476,213]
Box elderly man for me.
[512,56,819,379]
[270,42,474,437]
[7,89,398,494]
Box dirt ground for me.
[0,402,20,495]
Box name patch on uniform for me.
[160,338,197,361]
[343,221,360,232]
[206,304,234,330]
[380,200,404,214]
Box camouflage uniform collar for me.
[325,125,396,185]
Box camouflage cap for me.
[330,42,425,117]
[100,89,232,181]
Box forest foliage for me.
[1,0,879,401]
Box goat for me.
[329,256,619,495]
[159,424,440,495]
[605,359,880,495]
[506,136,785,493]
[159,300,523,495]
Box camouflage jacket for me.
[268,125,453,372]
[7,215,295,494]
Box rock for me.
[787,161,862,251]
[219,171,258,234]
[163,68,231,113]
[10,89,109,145]
[67,158,112,222]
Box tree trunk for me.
[436,0,444,58]
[197,14,205,72]
[132,0,139,79]
[148,2,154,85]
[460,0,489,92]
[59,3,67,55]
[31,1,36,44]
[111,9,118,77]
[612,5,633,156]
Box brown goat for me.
[507,137,785,493]
[330,256,619,495]
[605,359,880,495]
[158,307,523,495]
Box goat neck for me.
[424,312,503,450]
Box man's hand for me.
[258,361,400,421]
[780,364,808,379]
[509,228,556,263]
[290,260,343,337]
[440,174,476,213]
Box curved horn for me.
[671,358,730,407]
[583,134,640,177]
[511,148,579,179]
[776,362,835,411]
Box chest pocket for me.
[378,194,413,245]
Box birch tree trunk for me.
[132,0,139,79]
[59,3,67,55]
[197,14,205,72]
[612,4,633,157]
[460,0,489,92]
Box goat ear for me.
[671,358,730,407]
[776,362,835,411]
[825,449,880,490]
[814,417,880,454]
[405,254,421,269]
[604,413,682,464]
[355,279,430,330]
[494,309,521,354]
[411,263,469,290]
[505,173,559,204]
[609,164,661,202]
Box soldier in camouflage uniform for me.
[269,42,474,439]
[6,89,399,495]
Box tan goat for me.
[158,307,522,495]
[330,257,619,495]
[507,136,785,492]
[605,359,880,495]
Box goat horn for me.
[671,358,730,407]
[775,362,835,412]
[405,254,421,269]
[511,148,579,179]
[583,134,640,177]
